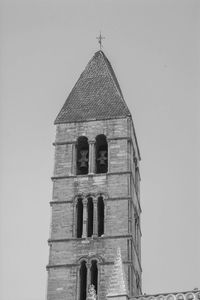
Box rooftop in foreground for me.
[131,290,200,300]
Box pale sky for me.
[0,1,200,300]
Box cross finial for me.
[96,32,105,50]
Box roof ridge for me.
[100,51,131,117]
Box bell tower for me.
[47,50,142,300]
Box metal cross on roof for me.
[96,32,105,50]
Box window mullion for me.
[82,198,88,238]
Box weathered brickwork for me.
[54,119,128,144]
[47,116,142,300]
[52,174,129,202]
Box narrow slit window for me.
[87,197,93,237]
[135,167,140,196]
[77,137,89,175]
[95,135,108,174]
[90,260,98,294]
[136,272,140,291]
[98,196,104,237]
[76,198,83,238]
[79,261,87,300]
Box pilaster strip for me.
[130,173,142,213]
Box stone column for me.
[86,262,91,298]
[82,198,88,238]
[89,140,95,174]
[93,197,98,237]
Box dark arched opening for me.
[87,198,93,237]
[95,135,108,174]
[98,196,104,237]
[76,198,83,238]
[90,260,98,294]
[79,261,87,300]
[77,136,89,175]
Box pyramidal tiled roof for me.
[55,51,131,124]
[106,247,128,297]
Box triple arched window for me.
[76,134,108,175]
[76,196,105,238]
[79,259,98,300]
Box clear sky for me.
[0,1,199,300]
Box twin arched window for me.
[76,135,108,175]
[79,259,98,300]
[76,196,105,238]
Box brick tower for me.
[47,50,142,300]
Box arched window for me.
[95,135,108,174]
[90,260,98,294]
[78,259,99,299]
[76,198,83,238]
[77,137,89,175]
[87,197,93,237]
[97,196,104,237]
[79,261,87,300]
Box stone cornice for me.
[50,196,132,205]
[53,136,137,149]
[51,171,132,180]
[55,116,128,125]
[106,136,131,141]
[46,259,139,270]
[53,141,76,146]
[48,234,132,244]
[53,136,131,146]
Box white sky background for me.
[0,0,200,299]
